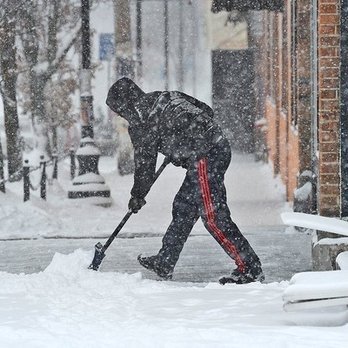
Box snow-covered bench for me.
[281,212,348,237]
[282,212,348,270]
[281,212,348,313]
[282,269,348,312]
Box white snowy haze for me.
[0,1,347,347]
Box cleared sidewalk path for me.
[0,228,311,283]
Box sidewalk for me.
[0,152,288,239]
[0,153,312,283]
[227,152,288,228]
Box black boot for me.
[219,264,265,285]
[137,254,173,280]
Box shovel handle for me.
[102,210,132,251]
[102,158,170,253]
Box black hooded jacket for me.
[106,77,223,199]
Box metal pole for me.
[190,0,197,96]
[81,0,94,140]
[23,160,30,202]
[310,0,319,214]
[136,0,143,80]
[70,147,76,180]
[68,0,111,205]
[164,0,169,90]
[40,155,47,200]
[178,0,184,91]
[81,0,91,70]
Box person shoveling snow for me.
[105,77,264,284]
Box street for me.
[0,225,311,284]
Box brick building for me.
[252,0,348,269]
[210,1,348,218]
[252,0,348,219]
[210,1,348,269]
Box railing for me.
[0,149,77,202]
[23,155,48,202]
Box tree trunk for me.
[114,0,134,175]
[0,15,22,181]
[114,0,134,78]
[52,126,58,154]
[0,136,5,192]
[29,73,52,157]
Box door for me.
[212,49,256,153]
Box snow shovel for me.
[88,158,170,271]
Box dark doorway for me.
[212,49,256,153]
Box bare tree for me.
[0,0,23,180]
[44,70,78,152]
[17,0,81,156]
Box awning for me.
[211,0,284,13]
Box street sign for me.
[99,33,114,61]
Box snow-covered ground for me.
[0,153,347,347]
[0,1,347,346]
[0,248,346,348]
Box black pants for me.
[158,138,262,274]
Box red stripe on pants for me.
[198,158,246,273]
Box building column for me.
[340,0,348,216]
[317,0,341,217]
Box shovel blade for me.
[88,242,105,271]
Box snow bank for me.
[0,250,347,348]
[284,270,348,302]
[0,199,69,239]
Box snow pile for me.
[337,251,348,270]
[0,156,185,239]
[0,201,68,239]
[0,250,346,348]
[284,270,348,301]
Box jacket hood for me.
[106,77,146,125]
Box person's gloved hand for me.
[128,197,146,213]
